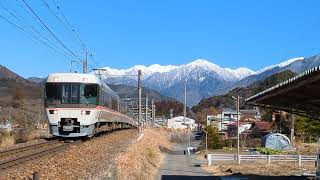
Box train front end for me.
[45,73,100,137]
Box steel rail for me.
[0,142,69,170]
[0,140,60,158]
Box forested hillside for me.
[192,70,297,112]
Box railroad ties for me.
[0,140,74,170]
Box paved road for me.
[157,142,212,180]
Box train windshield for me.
[45,83,98,105]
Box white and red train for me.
[45,73,137,137]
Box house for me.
[207,108,241,128]
[250,121,275,137]
[240,109,261,121]
[166,116,198,130]
[207,109,240,123]
[226,122,252,138]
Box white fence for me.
[207,154,316,167]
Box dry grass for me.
[296,143,318,155]
[202,159,316,176]
[0,128,49,148]
[0,132,15,147]
[116,128,173,180]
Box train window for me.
[45,83,61,103]
[108,96,113,109]
[81,84,98,104]
[62,83,80,104]
[71,84,80,103]
[112,99,118,111]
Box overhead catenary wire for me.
[0,0,75,61]
[0,13,72,61]
[0,13,37,44]
[1,0,92,73]
[21,0,82,61]
[41,0,87,53]
[52,0,88,52]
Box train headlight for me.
[49,110,58,114]
[81,110,90,115]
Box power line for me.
[89,53,106,71]
[0,13,37,43]
[41,0,87,53]
[52,0,88,52]
[0,13,73,60]
[21,0,81,61]
[0,0,74,60]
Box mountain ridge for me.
[100,56,317,106]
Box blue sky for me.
[0,0,319,77]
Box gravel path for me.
[2,129,138,179]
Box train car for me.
[44,73,137,137]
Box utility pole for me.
[202,129,208,157]
[183,81,190,148]
[151,99,154,125]
[291,114,295,146]
[70,60,77,73]
[153,105,156,124]
[220,110,223,134]
[145,95,148,126]
[92,68,106,80]
[184,82,187,123]
[232,95,240,164]
[237,95,240,164]
[138,70,142,133]
[83,52,88,74]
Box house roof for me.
[252,121,275,131]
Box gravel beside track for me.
[2,129,138,179]
[0,140,61,161]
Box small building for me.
[226,122,252,138]
[240,109,261,121]
[251,121,275,137]
[167,116,197,130]
[207,109,240,123]
[0,122,12,132]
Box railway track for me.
[0,140,75,170]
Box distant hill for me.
[0,65,42,107]
[192,70,297,112]
[0,65,27,82]
[27,77,46,84]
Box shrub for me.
[222,138,236,148]
[205,125,222,149]
[256,147,287,155]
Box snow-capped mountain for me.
[98,59,254,106]
[98,55,320,106]
[222,55,320,94]
[253,57,304,75]
[101,59,254,83]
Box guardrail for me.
[207,154,316,167]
